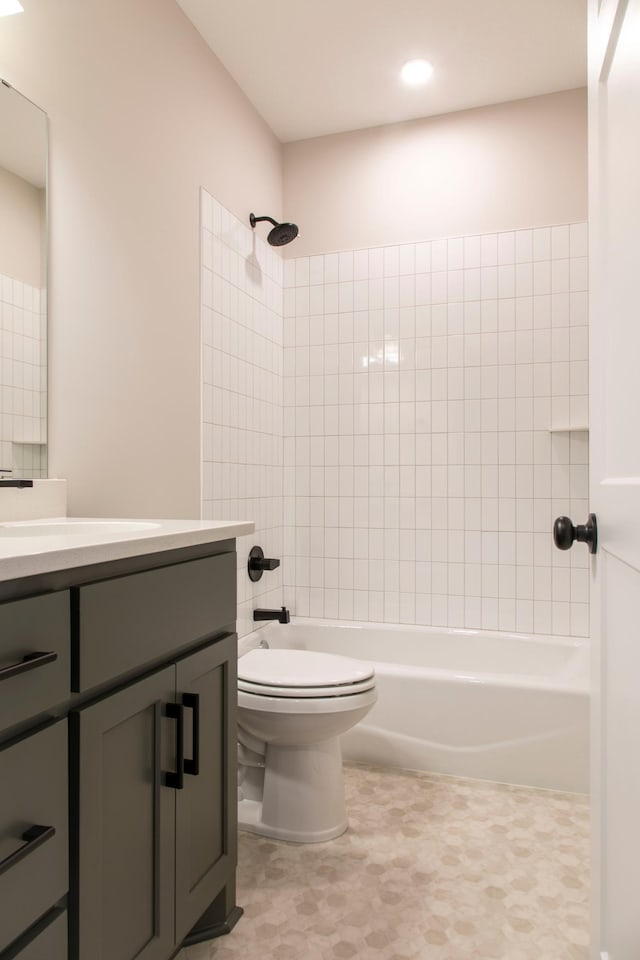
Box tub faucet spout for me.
[253,606,290,624]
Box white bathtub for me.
[245,617,589,793]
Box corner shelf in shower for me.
[548,424,589,433]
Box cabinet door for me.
[175,635,237,942]
[71,667,176,960]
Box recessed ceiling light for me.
[400,59,433,86]
[0,0,24,15]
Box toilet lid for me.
[238,648,374,691]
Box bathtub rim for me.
[243,616,589,695]
[286,615,587,650]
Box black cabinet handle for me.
[182,693,200,777]
[0,824,55,877]
[553,514,598,554]
[0,651,57,682]
[153,703,161,937]
[164,702,184,790]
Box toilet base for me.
[237,736,348,843]
[238,799,348,843]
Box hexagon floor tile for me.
[181,763,590,960]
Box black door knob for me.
[553,514,597,554]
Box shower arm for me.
[250,213,278,228]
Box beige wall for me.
[0,2,587,519]
[0,0,282,517]
[0,165,43,288]
[283,89,587,258]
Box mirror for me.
[0,79,47,479]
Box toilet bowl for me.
[237,648,377,843]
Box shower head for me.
[250,213,299,247]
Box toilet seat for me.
[238,676,375,698]
[238,648,375,699]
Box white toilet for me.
[237,648,377,843]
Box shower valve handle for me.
[248,545,281,582]
[553,514,597,554]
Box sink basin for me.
[0,520,161,538]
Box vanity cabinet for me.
[0,538,241,960]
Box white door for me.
[588,1,640,957]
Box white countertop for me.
[0,517,255,581]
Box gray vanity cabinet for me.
[72,633,238,960]
[0,539,241,960]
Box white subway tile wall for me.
[200,191,284,638]
[283,224,589,637]
[0,276,47,479]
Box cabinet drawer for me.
[5,910,67,960]
[0,722,68,954]
[73,553,236,692]
[0,593,70,734]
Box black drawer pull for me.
[164,702,184,790]
[0,824,56,877]
[182,693,200,777]
[0,651,57,682]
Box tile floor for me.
[182,763,590,960]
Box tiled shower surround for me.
[200,208,589,639]
[0,275,47,479]
[282,225,590,637]
[200,191,283,638]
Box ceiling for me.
[176,0,587,143]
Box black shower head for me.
[267,221,299,246]
[250,213,299,247]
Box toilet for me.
[237,648,377,843]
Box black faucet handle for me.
[280,606,290,624]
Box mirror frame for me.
[0,78,48,479]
